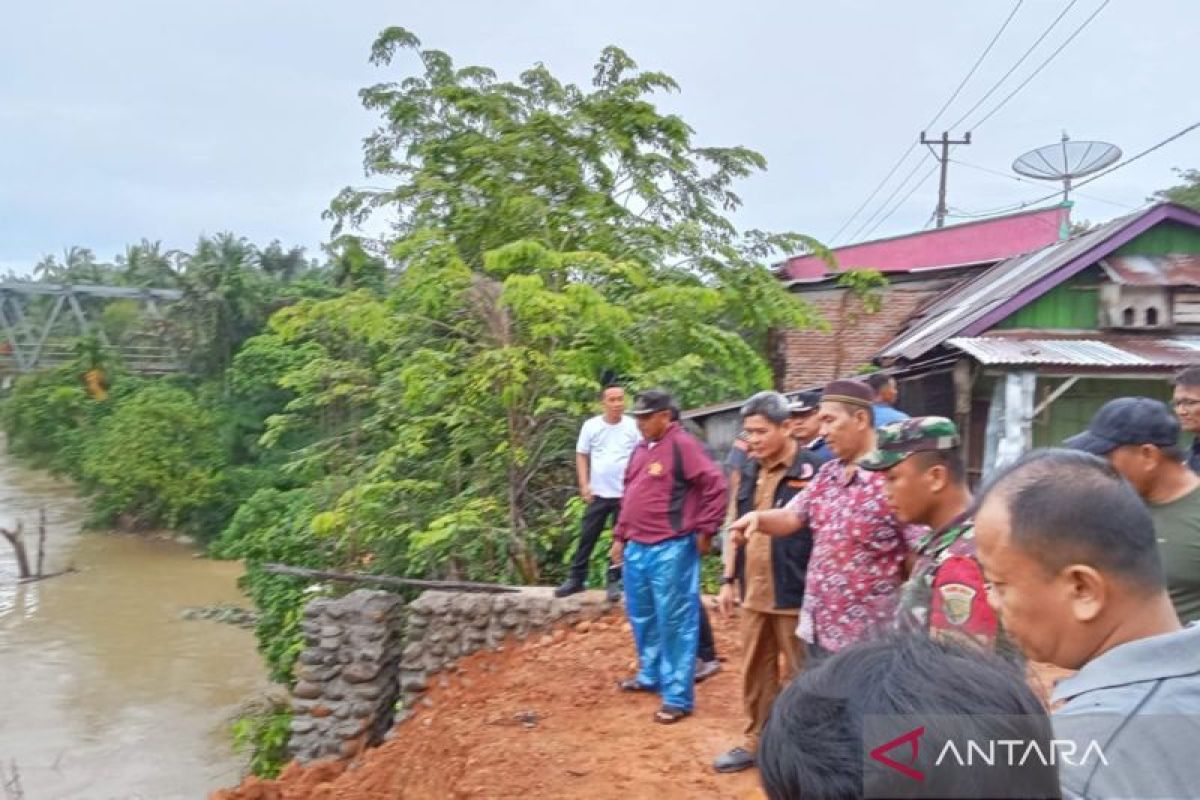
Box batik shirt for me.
[785,460,925,651]
[895,515,998,646]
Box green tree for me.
[116,239,183,288]
[267,29,828,582]
[80,382,226,529]
[1152,168,1200,211]
[174,233,272,378]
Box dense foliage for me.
[2,30,852,771]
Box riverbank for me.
[0,451,269,799]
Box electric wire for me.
[826,1,1023,244]
[944,0,1080,131]
[967,0,1111,131]
[858,161,942,241]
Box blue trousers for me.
[624,535,700,711]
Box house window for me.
[1146,307,1159,326]
[1123,307,1135,326]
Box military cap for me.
[859,416,961,471]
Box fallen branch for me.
[18,567,77,585]
[261,563,521,594]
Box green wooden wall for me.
[994,222,1200,331]
[1112,221,1200,257]
[1033,378,1176,448]
[994,273,1100,330]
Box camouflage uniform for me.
[860,417,998,646]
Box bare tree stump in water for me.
[36,509,46,578]
[0,522,32,580]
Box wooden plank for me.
[261,563,522,594]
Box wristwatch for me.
[720,575,736,586]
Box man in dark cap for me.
[612,389,727,723]
[788,390,833,460]
[730,380,924,656]
[1065,397,1200,624]
[859,417,997,645]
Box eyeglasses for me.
[1173,398,1200,409]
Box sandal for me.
[653,705,691,724]
[618,677,657,693]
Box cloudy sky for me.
[2,0,1197,274]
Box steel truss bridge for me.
[0,282,184,375]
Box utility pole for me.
[921,131,971,228]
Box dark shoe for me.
[605,581,622,603]
[713,747,755,773]
[694,658,722,683]
[554,578,584,598]
[618,677,657,693]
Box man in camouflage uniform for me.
[859,417,998,646]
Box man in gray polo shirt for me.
[975,449,1200,800]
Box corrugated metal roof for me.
[878,212,1138,361]
[1100,254,1200,287]
[947,336,1200,368]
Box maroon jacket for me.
[614,423,728,546]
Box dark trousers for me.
[568,496,622,583]
[698,600,717,662]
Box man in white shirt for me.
[556,385,641,601]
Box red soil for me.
[213,607,763,800]
[213,607,1072,800]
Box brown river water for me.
[0,450,268,799]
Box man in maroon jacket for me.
[611,389,727,724]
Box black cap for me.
[1063,397,1180,455]
[630,389,675,417]
[789,389,822,415]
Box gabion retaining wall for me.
[289,590,404,762]
[288,586,611,763]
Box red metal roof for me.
[783,205,1070,280]
[1100,254,1200,287]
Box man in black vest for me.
[712,391,828,773]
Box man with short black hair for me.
[612,389,726,724]
[712,391,826,773]
[1172,366,1200,472]
[864,371,908,428]
[859,417,998,645]
[1065,397,1200,624]
[974,449,1200,800]
[758,634,1058,800]
[556,384,640,600]
[730,379,924,656]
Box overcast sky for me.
[2,0,1198,274]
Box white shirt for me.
[576,415,641,499]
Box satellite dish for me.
[1013,133,1121,202]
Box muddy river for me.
[0,450,268,798]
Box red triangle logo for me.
[869,725,926,782]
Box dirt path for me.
[214,608,1074,800]
[215,608,764,800]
